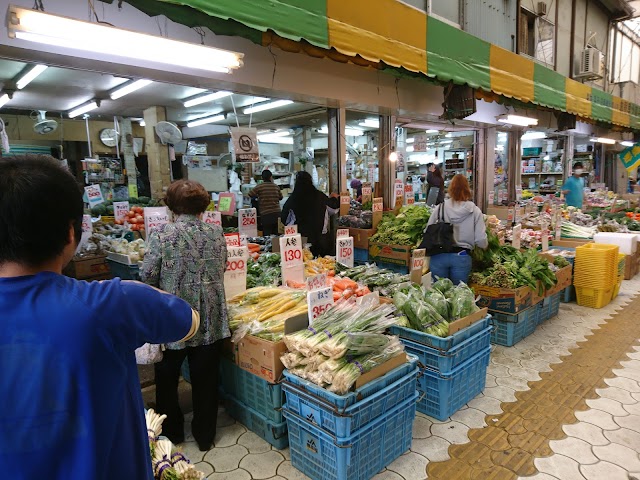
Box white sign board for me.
[238,208,258,237]
[284,224,298,236]
[512,224,522,250]
[224,246,248,299]
[404,184,414,205]
[307,287,334,325]
[230,126,260,163]
[555,211,562,241]
[488,191,495,206]
[144,207,169,233]
[336,236,354,268]
[515,186,523,201]
[84,184,104,208]
[76,214,93,253]
[306,273,328,290]
[114,201,130,223]
[202,211,222,227]
[280,234,304,284]
[225,233,241,247]
[239,234,248,247]
[336,228,350,238]
[394,179,404,200]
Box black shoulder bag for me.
[419,203,454,256]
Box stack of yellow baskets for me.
[574,243,620,308]
[612,254,626,298]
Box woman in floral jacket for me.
[141,180,228,451]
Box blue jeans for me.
[429,251,472,285]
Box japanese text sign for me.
[337,236,354,268]
[238,208,258,237]
[84,184,104,207]
[144,207,169,233]
[114,201,129,223]
[202,211,222,227]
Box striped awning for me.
[110,0,640,129]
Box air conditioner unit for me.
[537,2,547,16]
[577,48,604,80]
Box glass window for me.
[518,7,555,67]
[430,0,459,25]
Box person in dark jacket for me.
[281,171,340,256]
[426,163,445,205]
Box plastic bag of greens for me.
[449,283,479,320]
[423,288,450,320]
[433,277,454,294]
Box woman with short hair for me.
[141,179,229,451]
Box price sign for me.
[202,211,222,227]
[541,229,549,252]
[238,208,258,237]
[239,234,248,246]
[144,207,169,233]
[280,234,304,284]
[515,207,522,225]
[404,184,414,205]
[512,224,522,250]
[507,207,515,224]
[488,191,495,206]
[337,236,354,268]
[224,246,248,299]
[114,201,130,223]
[217,192,236,215]
[515,186,523,201]
[307,287,334,324]
[555,210,562,241]
[84,184,104,208]
[306,273,328,291]
[411,248,426,285]
[362,185,372,205]
[81,214,92,234]
[394,179,404,200]
[372,198,383,213]
[284,224,298,236]
[336,228,350,238]
[225,233,241,247]
[340,194,351,216]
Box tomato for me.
[135,215,143,223]
[134,207,144,214]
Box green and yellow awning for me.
[107,0,640,129]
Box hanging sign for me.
[224,233,241,247]
[230,126,260,163]
[362,184,372,205]
[336,228,350,238]
[307,287,334,325]
[84,184,104,208]
[280,234,304,284]
[336,236,354,268]
[114,201,130,223]
[144,207,169,233]
[372,197,383,229]
[238,208,258,237]
[413,135,428,153]
[488,191,495,206]
[284,224,298,236]
[410,248,426,285]
[340,192,351,216]
[512,224,522,250]
[306,273,328,290]
[217,192,236,215]
[202,211,222,227]
[404,184,414,205]
[224,246,248,299]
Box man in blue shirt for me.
[0,155,199,479]
[562,162,586,209]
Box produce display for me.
[335,263,411,296]
[108,238,146,262]
[247,253,281,288]
[282,298,403,394]
[506,227,552,249]
[393,280,479,337]
[338,200,373,228]
[369,205,431,247]
[304,256,336,277]
[117,206,146,230]
[89,196,153,217]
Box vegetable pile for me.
[339,200,373,228]
[369,205,431,246]
[335,263,411,297]
[246,253,281,288]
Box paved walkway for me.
[172,276,640,479]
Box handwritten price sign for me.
[81,214,92,233]
[224,233,241,247]
[307,287,334,324]
[226,246,248,272]
[144,207,169,233]
[394,180,404,200]
[224,246,248,298]
[280,234,304,284]
[238,208,258,237]
[284,224,298,236]
[202,211,222,227]
[512,224,522,250]
[411,248,425,272]
[337,237,354,268]
[336,228,350,238]
[306,273,328,290]
[404,184,414,205]
[340,195,351,205]
[84,184,104,207]
[373,198,383,213]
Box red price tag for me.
[239,208,258,237]
[225,233,241,247]
[373,199,383,212]
[336,228,350,238]
[284,225,298,236]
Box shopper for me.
[0,155,198,480]
[142,179,229,452]
[425,174,488,284]
[426,163,445,204]
[350,178,363,202]
[281,171,340,256]
[249,169,282,236]
[562,162,586,209]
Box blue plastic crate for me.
[224,395,288,449]
[282,355,418,410]
[490,305,539,347]
[282,362,418,437]
[562,285,576,303]
[389,316,491,351]
[538,292,561,323]
[106,259,140,280]
[220,357,284,424]
[417,347,490,420]
[283,393,418,480]
[354,248,368,265]
[399,325,492,374]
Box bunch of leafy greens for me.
[369,205,431,247]
[247,253,281,288]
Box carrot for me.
[332,279,349,291]
[250,252,260,260]
[342,289,354,299]
[333,291,342,301]
[327,270,335,277]
[286,280,306,289]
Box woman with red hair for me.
[424,174,487,284]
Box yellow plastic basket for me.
[575,286,613,309]
[618,254,626,276]
[611,275,624,300]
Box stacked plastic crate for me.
[281,356,419,480]
[537,291,562,324]
[612,254,625,299]
[390,317,491,420]
[574,243,620,309]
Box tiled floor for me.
[174,276,640,480]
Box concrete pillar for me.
[119,118,138,198]
[475,127,496,211]
[327,108,346,194]
[508,130,522,203]
[378,115,396,208]
[143,106,172,199]
[293,127,313,174]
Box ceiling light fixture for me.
[425,129,439,133]
[258,134,294,144]
[16,64,47,90]
[110,79,153,100]
[186,114,225,128]
[68,100,99,118]
[183,90,233,108]
[620,141,634,147]
[359,119,379,128]
[7,5,243,74]
[406,138,415,144]
[521,131,546,140]
[406,146,415,152]
[318,126,364,137]
[0,93,10,109]
[590,137,616,144]
[139,120,146,127]
[497,114,538,126]
[243,99,293,114]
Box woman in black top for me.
[281,171,340,256]
[427,163,445,205]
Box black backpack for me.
[420,203,454,256]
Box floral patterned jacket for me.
[141,214,230,350]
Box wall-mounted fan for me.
[32,111,58,135]
[155,121,182,145]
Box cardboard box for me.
[448,308,489,335]
[624,253,637,280]
[470,284,533,314]
[355,353,407,389]
[349,227,376,250]
[368,242,412,268]
[63,254,110,279]
[538,253,573,296]
[552,239,593,248]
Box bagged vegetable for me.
[433,277,454,294]
[448,283,479,320]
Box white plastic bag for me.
[135,343,163,364]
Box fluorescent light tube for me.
[426,129,439,133]
[16,64,47,90]
[8,6,243,74]
[497,114,538,126]
[69,101,98,118]
[0,94,9,108]
[406,138,415,144]
[406,146,415,152]
[186,114,225,128]
[319,126,364,136]
[258,135,294,144]
[521,131,546,140]
[110,79,153,100]
[359,119,379,128]
[620,141,634,147]
[243,99,293,114]
[590,137,616,144]
[139,120,146,127]
[183,91,233,108]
